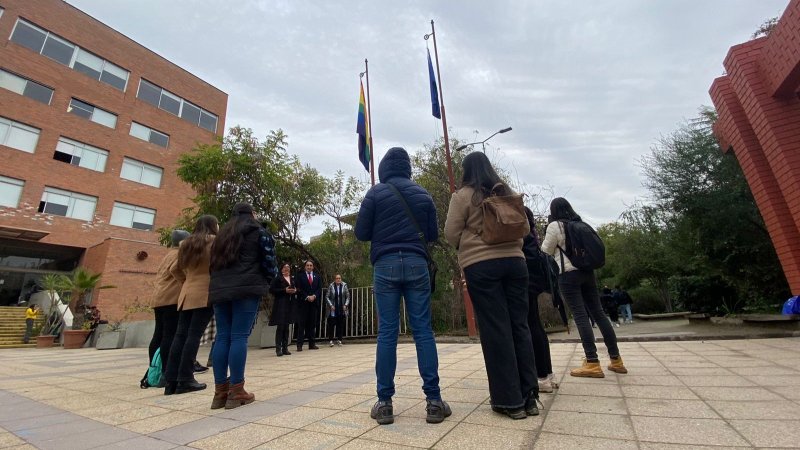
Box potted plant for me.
[60,268,115,349]
[96,298,152,350]
[36,274,69,348]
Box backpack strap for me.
[386,184,432,259]
[555,221,568,273]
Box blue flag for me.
[428,48,441,119]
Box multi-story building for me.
[0,0,227,320]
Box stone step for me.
[0,343,38,349]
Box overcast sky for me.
[69,0,787,239]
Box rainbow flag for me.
[357,81,371,173]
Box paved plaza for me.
[1,338,799,449]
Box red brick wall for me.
[710,0,800,294]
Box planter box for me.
[36,335,56,348]
[62,329,91,349]
[96,330,126,350]
[688,313,711,325]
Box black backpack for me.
[557,220,605,271]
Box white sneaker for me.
[329,341,334,347]
[614,322,620,328]
[336,340,343,346]
[538,378,554,393]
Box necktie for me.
[308,273,312,285]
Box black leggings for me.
[527,290,553,378]
[164,307,213,382]
[559,270,619,362]
[148,305,179,366]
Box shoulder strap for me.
[386,184,432,257]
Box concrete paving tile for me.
[118,411,206,434]
[618,375,684,386]
[338,437,423,450]
[252,429,351,449]
[461,404,543,431]
[668,367,736,376]
[189,423,292,449]
[270,390,332,406]
[306,393,375,410]
[149,416,245,445]
[30,426,139,450]
[95,435,179,450]
[90,405,173,425]
[729,366,799,376]
[678,375,756,387]
[639,444,750,450]
[42,394,118,411]
[447,378,490,390]
[438,387,490,404]
[621,385,699,400]
[743,375,800,386]
[707,400,800,420]
[692,387,784,401]
[532,432,638,450]
[1,411,85,432]
[257,406,338,428]
[542,410,634,440]
[360,416,457,448]
[303,410,378,437]
[216,400,295,422]
[12,416,106,442]
[766,386,800,400]
[306,381,364,394]
[0,432,25,448]
[626,398,719,419]
[558,382,623,398]
[549,394,628,415]
[631,416,749,446]
[433,422,533,449]
[730,419,800,447]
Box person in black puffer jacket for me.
[355,147,451,426]
[207,202,278,410]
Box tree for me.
[322,170,366,253]
[752,17,779,39]
[59,268,115,329]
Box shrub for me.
[628,285,667,314]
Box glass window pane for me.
[68,99,93,119]
[0,121,10,143]
[132,209,155,225]
[73,49,103,79]
[7,126,39,153]
[0,71,27,95]
[91,108,117,128]
[140,166,162,187]
[10,21,46,53]
[70,197,96,221]
[0,176,23,208]
[110,204,134,227]
[149,130,169,148]
[99,71,127,91]
[129,122,150,141]
[43,202,68,216]
[199,111,218,133]
[41,35,75,66]
[96,153,107,172]
[120,160,142,181]
[159,91,181,115]
[56,139,76,155]
[180,101,201,125]
[22,81,53,105]
[137,80,161,107]
[43,190,70,205]
[78,149,99,170]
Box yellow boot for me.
[608,356,628,374]
[570,359,605,378]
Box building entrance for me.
[0,238,83,306]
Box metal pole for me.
[365,59,376,186]
[429,21,455,194]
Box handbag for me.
[387,184,438,293]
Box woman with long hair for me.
[269,263,296,357]
[444,151,539,420]
[164,216,218,395]
[541,197,626,377]
[208,202,278,409]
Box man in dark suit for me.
[295,260,322,351]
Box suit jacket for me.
[171,236,214,311]
[295,270,322,305]
[151,249,181,308]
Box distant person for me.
[164,215,218,395]
[294,260,322,351]
[600,287,620,327]
[269,263,297,356]
[521,207,559,393]
[614,286,634,323]
[355,147,450,425]
[208,202,278,409]
[444,151,539,420]
[23,304,39,344]
[326,274,350,347]
[541,198,627,378]
[147,229,190,387]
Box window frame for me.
[136,78,219,133]
[38,186,97,221]
[110,201,156,231]
[0,175,24,208]
[0,69,54,105]
[67,98,117,129]
[129,122,169,148]
[0,116,41,153]
[53,137,108,172]
[120,157,163,188]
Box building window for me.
[136,79,219,133]
[0,175,24,208]
[0,117,40,153]
[38,187,97,221]
[130,122,169,148]
[0,69,54,105]
[53,137,108,172]
[110,202,155,231]
[9,19,129,91]
[120,158,163,188]
[67,98,117,128]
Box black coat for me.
[208,223,278,304]
[269,275,297,326]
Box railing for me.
[312,286,407,340]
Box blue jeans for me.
[620,304,633,322]
[374,251,441,401]
[212,298,259,385]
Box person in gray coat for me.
[325,274,350,346]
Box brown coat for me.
[171,236,214,311]
[150,249,181,308]
[444,186,528,269]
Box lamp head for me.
[499,127,512,133]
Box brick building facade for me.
[0,0,227,319]
[710,0,800,294]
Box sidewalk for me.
[1,338,799,449]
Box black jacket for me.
[209,223,278,304]
[295,270,322,305]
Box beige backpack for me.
[477,183,528,244]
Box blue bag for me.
[781,296,800,315]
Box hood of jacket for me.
[378,147,412,183]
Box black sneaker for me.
[193,361,209,373]
[525,390,542,416]
[370,400,394,425]
[426,399,452,424]
[491,405,527,420]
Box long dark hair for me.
[460,151,512,205]
[210,202,260,271]
[549,197,581,222]
[178,215,218,269]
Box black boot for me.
[282,346,291,355]
[175,378,207,394]
[276,347,283,357]
[164,381,177,396]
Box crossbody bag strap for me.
[386,184,431,258]
[555,221,567,273]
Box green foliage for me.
[627,285,667,315]
[59,268,115,330]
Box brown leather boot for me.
[608,356,628,374]
[570,359,605,378]
[210,381,229,409]
[224,382,255,409]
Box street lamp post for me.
[455,127,512,153]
